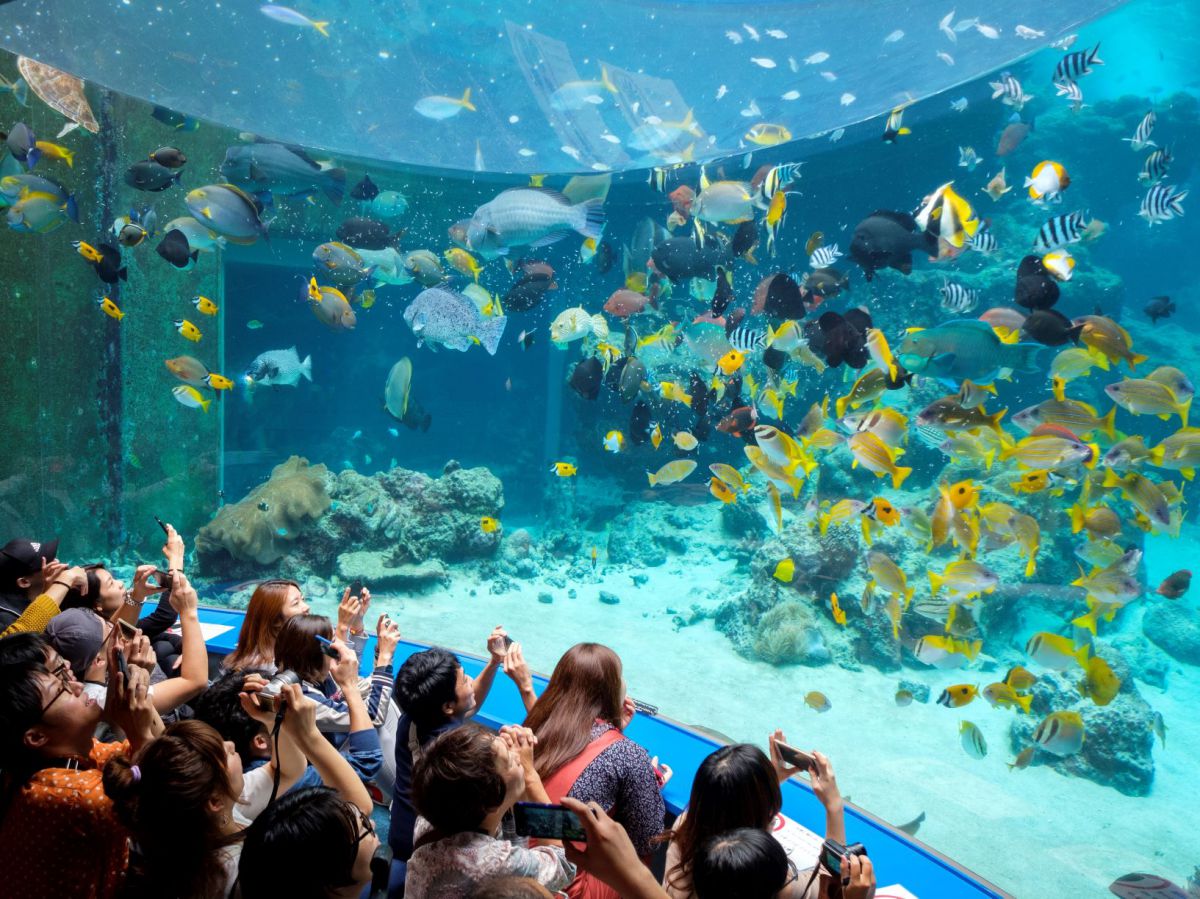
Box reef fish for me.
[220,142,346,204]
[467,187,605,260]
[898,320,1044,386]
[403,287,507,355]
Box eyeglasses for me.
[350,804,376,849]
[40,660,74,714]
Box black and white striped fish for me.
[1055,79,1084,111]
[728,327,766,352]
[761,163,803,200]
[939,278,978,313]
[968,225,998,256]
[1033,210,1087,252]
[809,243,842,268]
[1139,147,1172,184]
[1053,42,1103,83]
[1123,111,1157,152]
[988,71,1031,109]
[1138,183,1188,225]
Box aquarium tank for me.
[1,0,1198,895]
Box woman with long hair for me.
[222,579,309,672]
[661,733,849,899]
[523,643,666,899]
[103,683,371,898]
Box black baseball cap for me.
[0,538,61,587]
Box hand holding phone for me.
[514,802,588,842]
[114,647,129,681]
[774,740,815,771]
[315,634,340,659]
[154,516,170,535]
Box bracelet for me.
[124,596,142,607]
[52,580,72,588]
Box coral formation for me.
[1142,601,1200,665]
[196,456,330,565]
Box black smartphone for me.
[154,516,170,534]
[152,568,175,591]
[114,647,129,680]
[502,634,514,649]
[349,579,363,596]
[513,802,587,842]
[315,634,340,659]
[774,740,814,770]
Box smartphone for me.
[116,618,139,640]
[349,579,363,596]
[774,740,814,771]
[114,647,129,680]
[154,516,170,534]
[315,634,340,659]
[152,568,175,591]
[501,634,514,649]
[513,802,587,842]
[631,697,658,717]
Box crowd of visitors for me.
[0,532,877,899]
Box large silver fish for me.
[220,142,346,204]
[186,183,269,243]
[244,346,312,387]
[466,188,605,260]
[403,287,507,355]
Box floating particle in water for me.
[276,527,288,537]
[518,148,535,157]
[750,57,777,69]
[820,71,838,81]
[508,114,519,124]
[840,92,856,106]
[781,90,801,101]
[388,428,399,437]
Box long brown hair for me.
[273,614,333,684]
[523,643,624,780]
[103,719,241,898]
[224,579,299,670]
[662,744,782,892]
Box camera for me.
[819,838,868,877]
[256,670,300,710]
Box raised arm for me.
[146,573,208,713]
[503,642,538,712]
[279,683,372,815]
[471,625,509,711]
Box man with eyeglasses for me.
[0,632,163,898]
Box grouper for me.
[898,319,1047,386]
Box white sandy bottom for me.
[320,549,1199,899]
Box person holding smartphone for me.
[660,730,852,899]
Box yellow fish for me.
[171,384,210,412]
[34,140,74,167]
[982,683,1033,713]
[673,431,698,451]
[444,247,483,282]
[479,516,501,533]
[650,423,663,449]
[204,373,234,391]
[174,319,202,342]
[928,560,998,599]
[805,691,831,712]
[1033,711,1085,756]
[1004,665,1038,691]
[603,430,624,453]
[866,550,913,606]
[97,296,124,321]
[709,477,737,504]
[830,592,847,626]
[1009,513,1040,577]
[647,459,697,487]
[307,276,323,304]
[550,462,577,477]
[744,122,792,147]
[1077,656,1120,706]
[865,328,899,382]
[773,558,795,583]
[73,240,104,263]
[1025,631,1089,670]
[766,482,783,534]
[1010,469,1054,494]
[659,381,693,406]
[717,349,745,376]
[914,634,982,669]
[835,368,887,419]
[937,684,978,708]
[818,498,869,536]
[638,323,678,350]
[1078,315,1147,371]
[758,387,786,420]
[765,190,787,256]
[709,463,748,493]
[192,295,219,315]
[945,479,980,510]
[848,431,912,489]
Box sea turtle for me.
[17,57,98,134]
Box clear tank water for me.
[0,1,1198,896]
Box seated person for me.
[46,571,208,717]
[238,785,381,899]
[105,681,373,899]
[524,643,667,897]
[694,828,875,899]
[389,628,530,865]
[222,578,312,672]
[406,723,574,898]
[0,633,161,899]
[663,733,848,899]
